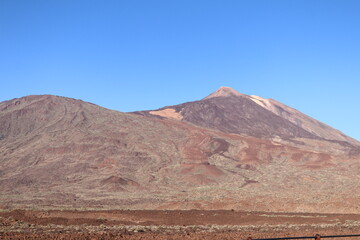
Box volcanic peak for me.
[203,86,245,100]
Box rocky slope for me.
[143,87,359,145]
[0,89,359,213]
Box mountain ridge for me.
[1,90,360,213]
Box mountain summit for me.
[203,86,245,99]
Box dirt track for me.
[2,210,360,239]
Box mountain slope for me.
[143,87,359,147]
[0,93,359,213]
[245,93,359,145]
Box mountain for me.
[140,87,359,145]
[0,89,359,213]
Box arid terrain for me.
[1,87,360,238]
[2,209,360,239]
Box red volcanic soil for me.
[2,210,360,239]
[1,93,360,227]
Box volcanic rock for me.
[0,89,359,213]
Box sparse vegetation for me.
[2,210,360,239]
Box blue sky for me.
[0,0,359,140]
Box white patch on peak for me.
[248,95,272,111]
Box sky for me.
[0,0,359,140]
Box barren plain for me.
[2,209,360,239]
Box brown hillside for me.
[0,92,359,213]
